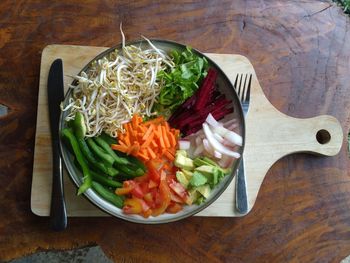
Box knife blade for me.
[48,58,67,231]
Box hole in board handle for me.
[316,129,331,144]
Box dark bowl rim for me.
[59,38,246,224]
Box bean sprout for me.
[62,31,174,137]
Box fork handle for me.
[235,158,248,214]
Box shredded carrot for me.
[164,122,170,131]
[139,148,148,156]
[168,132,176,147]
[119,140,127,147]
[142,124,154,141]
[162,126,171,148]
[111,144,128,153]
[132,114,139,128]
[127,142,140,155]
[114,114,179,162]
[138,152,150,161]
[147,147,157,159]
[124,133,131,146]
[137,125,146,134]
[173,129,180,138]
[157,126,165,149]
[141,132,154,148]
[143,116,165,126]
[163,149,175,161]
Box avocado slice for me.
[189,171,208,187]
[176,171,189,188]
[182,169,193,180]
[194,157,230,175]
[174,154,194,170]
[194,157,216,167]
[175,150,187,158]
[196,184,211,199]
[194,165,214,176]
[188,189,200,204]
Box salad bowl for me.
[59,39,245,223]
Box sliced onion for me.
[213,126,242,146]
[218,154,234,168]
[203,138,214,155]
[223,118,237,128]
[214,133,224,144]
[214,150,222,159]
[205,113,222,127]
[193,143,204,156]
[178,140,190,150]
[206,113,242,146]
[202,123,241,158]
[223,139,236,147]
[227,123,238,130]
[195,136,202,146]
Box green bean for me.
[86,138,114,166]
[76,137,118,176]
[90,170,122,188]
[94,136,129,165]
[99,132,117,146]
[115,163,145,178]
[91,181,124,208]
[125,155,147,172]
[105,166,119,177]
[61,128,92,195]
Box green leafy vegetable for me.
[155,47,208,116]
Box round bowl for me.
[59,39,245,224]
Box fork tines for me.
[234,74,252,102]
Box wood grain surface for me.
[1,0,350,262]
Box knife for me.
[48,58,67,231]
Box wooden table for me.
[1,0,349,262]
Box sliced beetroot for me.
[168,67,235,136]
[194,69,217,111]
[169,110,193,127]
[212,107,234,120]
[184,125,203,136]
[181,93,197,109]
[168,95,197,123]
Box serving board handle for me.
[280,114,343,156]
[243,70,343,214]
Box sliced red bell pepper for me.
[166,202,183,213]
[123,197,150,215]
[152,171,171,216]
[148,180,158,189]
[169,179,192,205]
[147,160,161,183]
[123,197,143,214]
[115,180,136,195]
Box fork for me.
[234,73,252,214]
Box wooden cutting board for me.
[31,44,343,217]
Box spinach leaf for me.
[155,47,208,116]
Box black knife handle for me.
[50,139,67,231]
